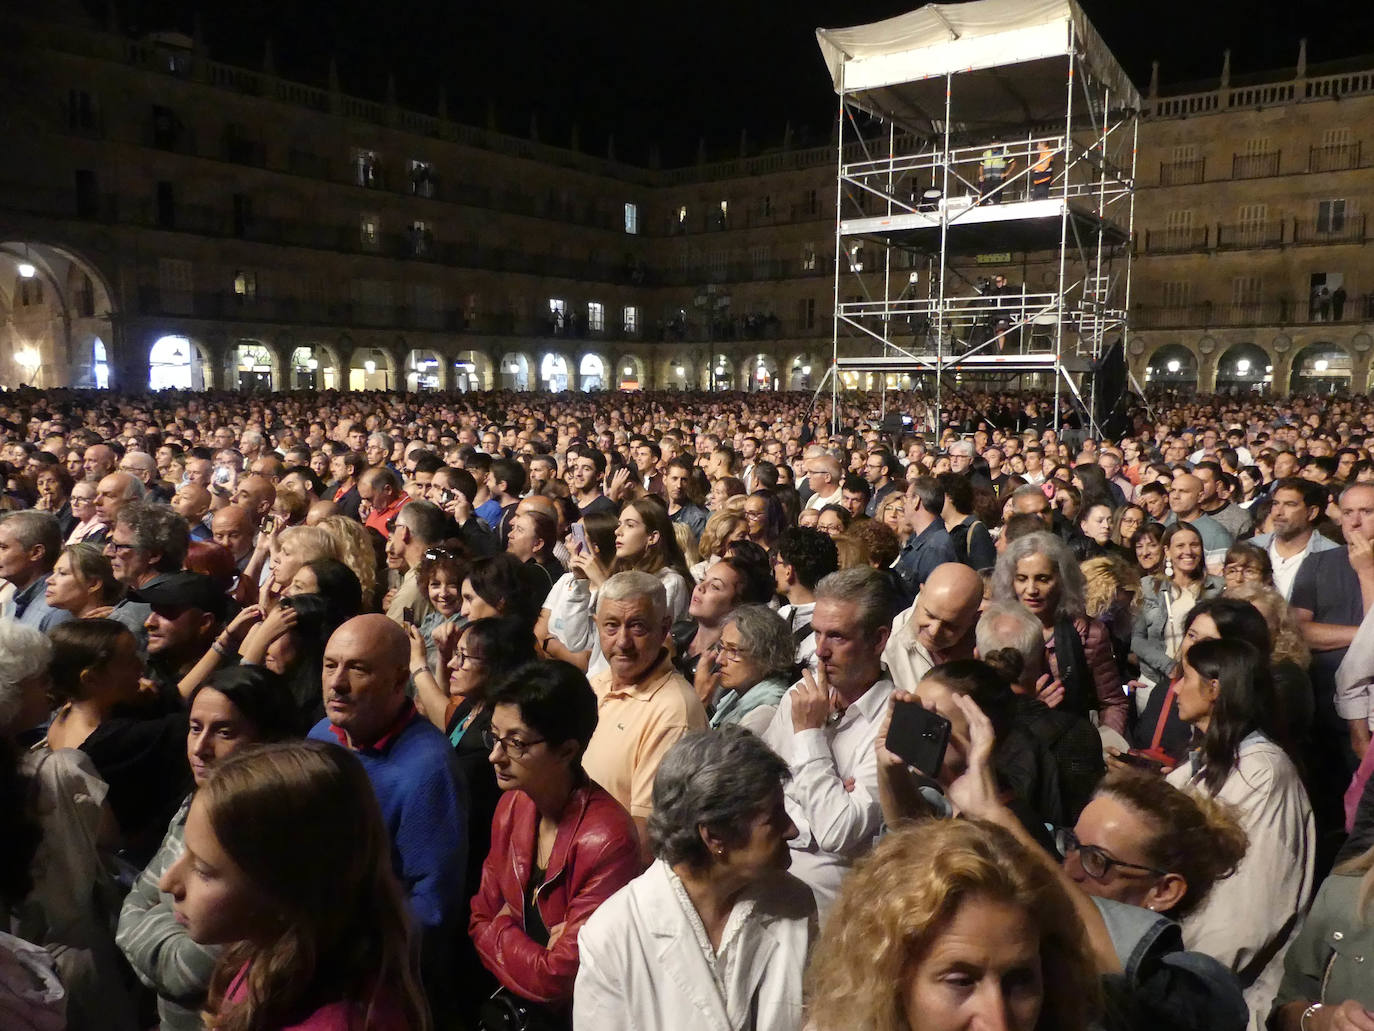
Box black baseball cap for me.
[129,571,228,620]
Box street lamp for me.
[1166,359,1181,373]
[1236,358,1250,374]
[16,263,35,280]
[1315,359,1330,372]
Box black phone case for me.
[886,700,952,777]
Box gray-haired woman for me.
[574,726,815,1031]
[992,530,1128,734]
[700,604,799,734]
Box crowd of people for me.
[1,382,1374,1030]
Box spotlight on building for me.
[1166,360,1181,373]
[802,365,812,375]
[16,263,36,280]
[15,348,39,372]
[1236,359,1250,374]
[364,359,377,374]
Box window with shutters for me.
[587,301,604,332]
[1237,203,1268,246]
[1317,199,1347,233]
[1165,210,1194,247]
[801,243,818,271]
[1162,281,1192,308]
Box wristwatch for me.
[1301,1003,1324,1031]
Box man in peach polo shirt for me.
[582,570,706,861]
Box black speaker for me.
[1092,340,1127,427]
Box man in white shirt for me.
[763,566,894,914]
[1247,477,1339,599]
[802,454,844,511]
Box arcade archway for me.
[1143,343,1198,391]
[1290,343,1352,395]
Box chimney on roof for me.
[783,120,794,150]
[1148,61,1159,100]
[1297,38,1308,79]
[1220,48,1231,90]
[697,137,707,165]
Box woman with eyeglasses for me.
[1165,637,1315,1025]
[1109,503,1148,552]
[924,699,1252,1031]
[470,659,642,1022]
[743,490,786,552]
[698,604,799,734]
[408,615,536,900]
[1221,543,1273,590]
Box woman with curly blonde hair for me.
[807,818,1098,1031]
[317,514,383,611]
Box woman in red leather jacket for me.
[469,659,644,1024]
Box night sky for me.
[91,0,1374,166]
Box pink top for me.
[223,966,410,1031]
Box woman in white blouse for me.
[1166,636,1315,1031]
[574,727,815,1031]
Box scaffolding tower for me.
[815,0,1141,433]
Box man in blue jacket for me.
[308,614,467,1022]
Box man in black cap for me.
[133,571,229,706]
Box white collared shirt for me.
[1267,535,1314,601]
[761,677,894,914]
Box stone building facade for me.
[2,9,1372,397]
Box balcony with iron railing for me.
[1309,142,1363,172]
[1215,220,1286,250]
[1293,214,1368,244]
[1131,295,1374,329]
[1232,151,1281,178]
[1139,226,1211,254]
[1159,158,1206,186]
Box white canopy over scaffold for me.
[814,0,1141,433]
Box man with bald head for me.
[231,472,275,524]
[170,482,213,540]
[883,562,983,693]
[93,471,144,542]
[307,614,467,1018]
[83,442,117,482]
[119,450,171,502]
[1166,472,1233,571]
[212,504,255,572]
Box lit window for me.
[409,220,431,256]
[409,159,435,198]
[624,203,639,234]
[549,298,567,333]
[233,271,257,301]
[354,149,379,188]
[587,301,604,331]
[802,244,817,271]
[623,305,639,334]
[360,213,379,248]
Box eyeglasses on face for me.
[481,728,546,759]
[1054,828,1168,881]
[451,651,486,670]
